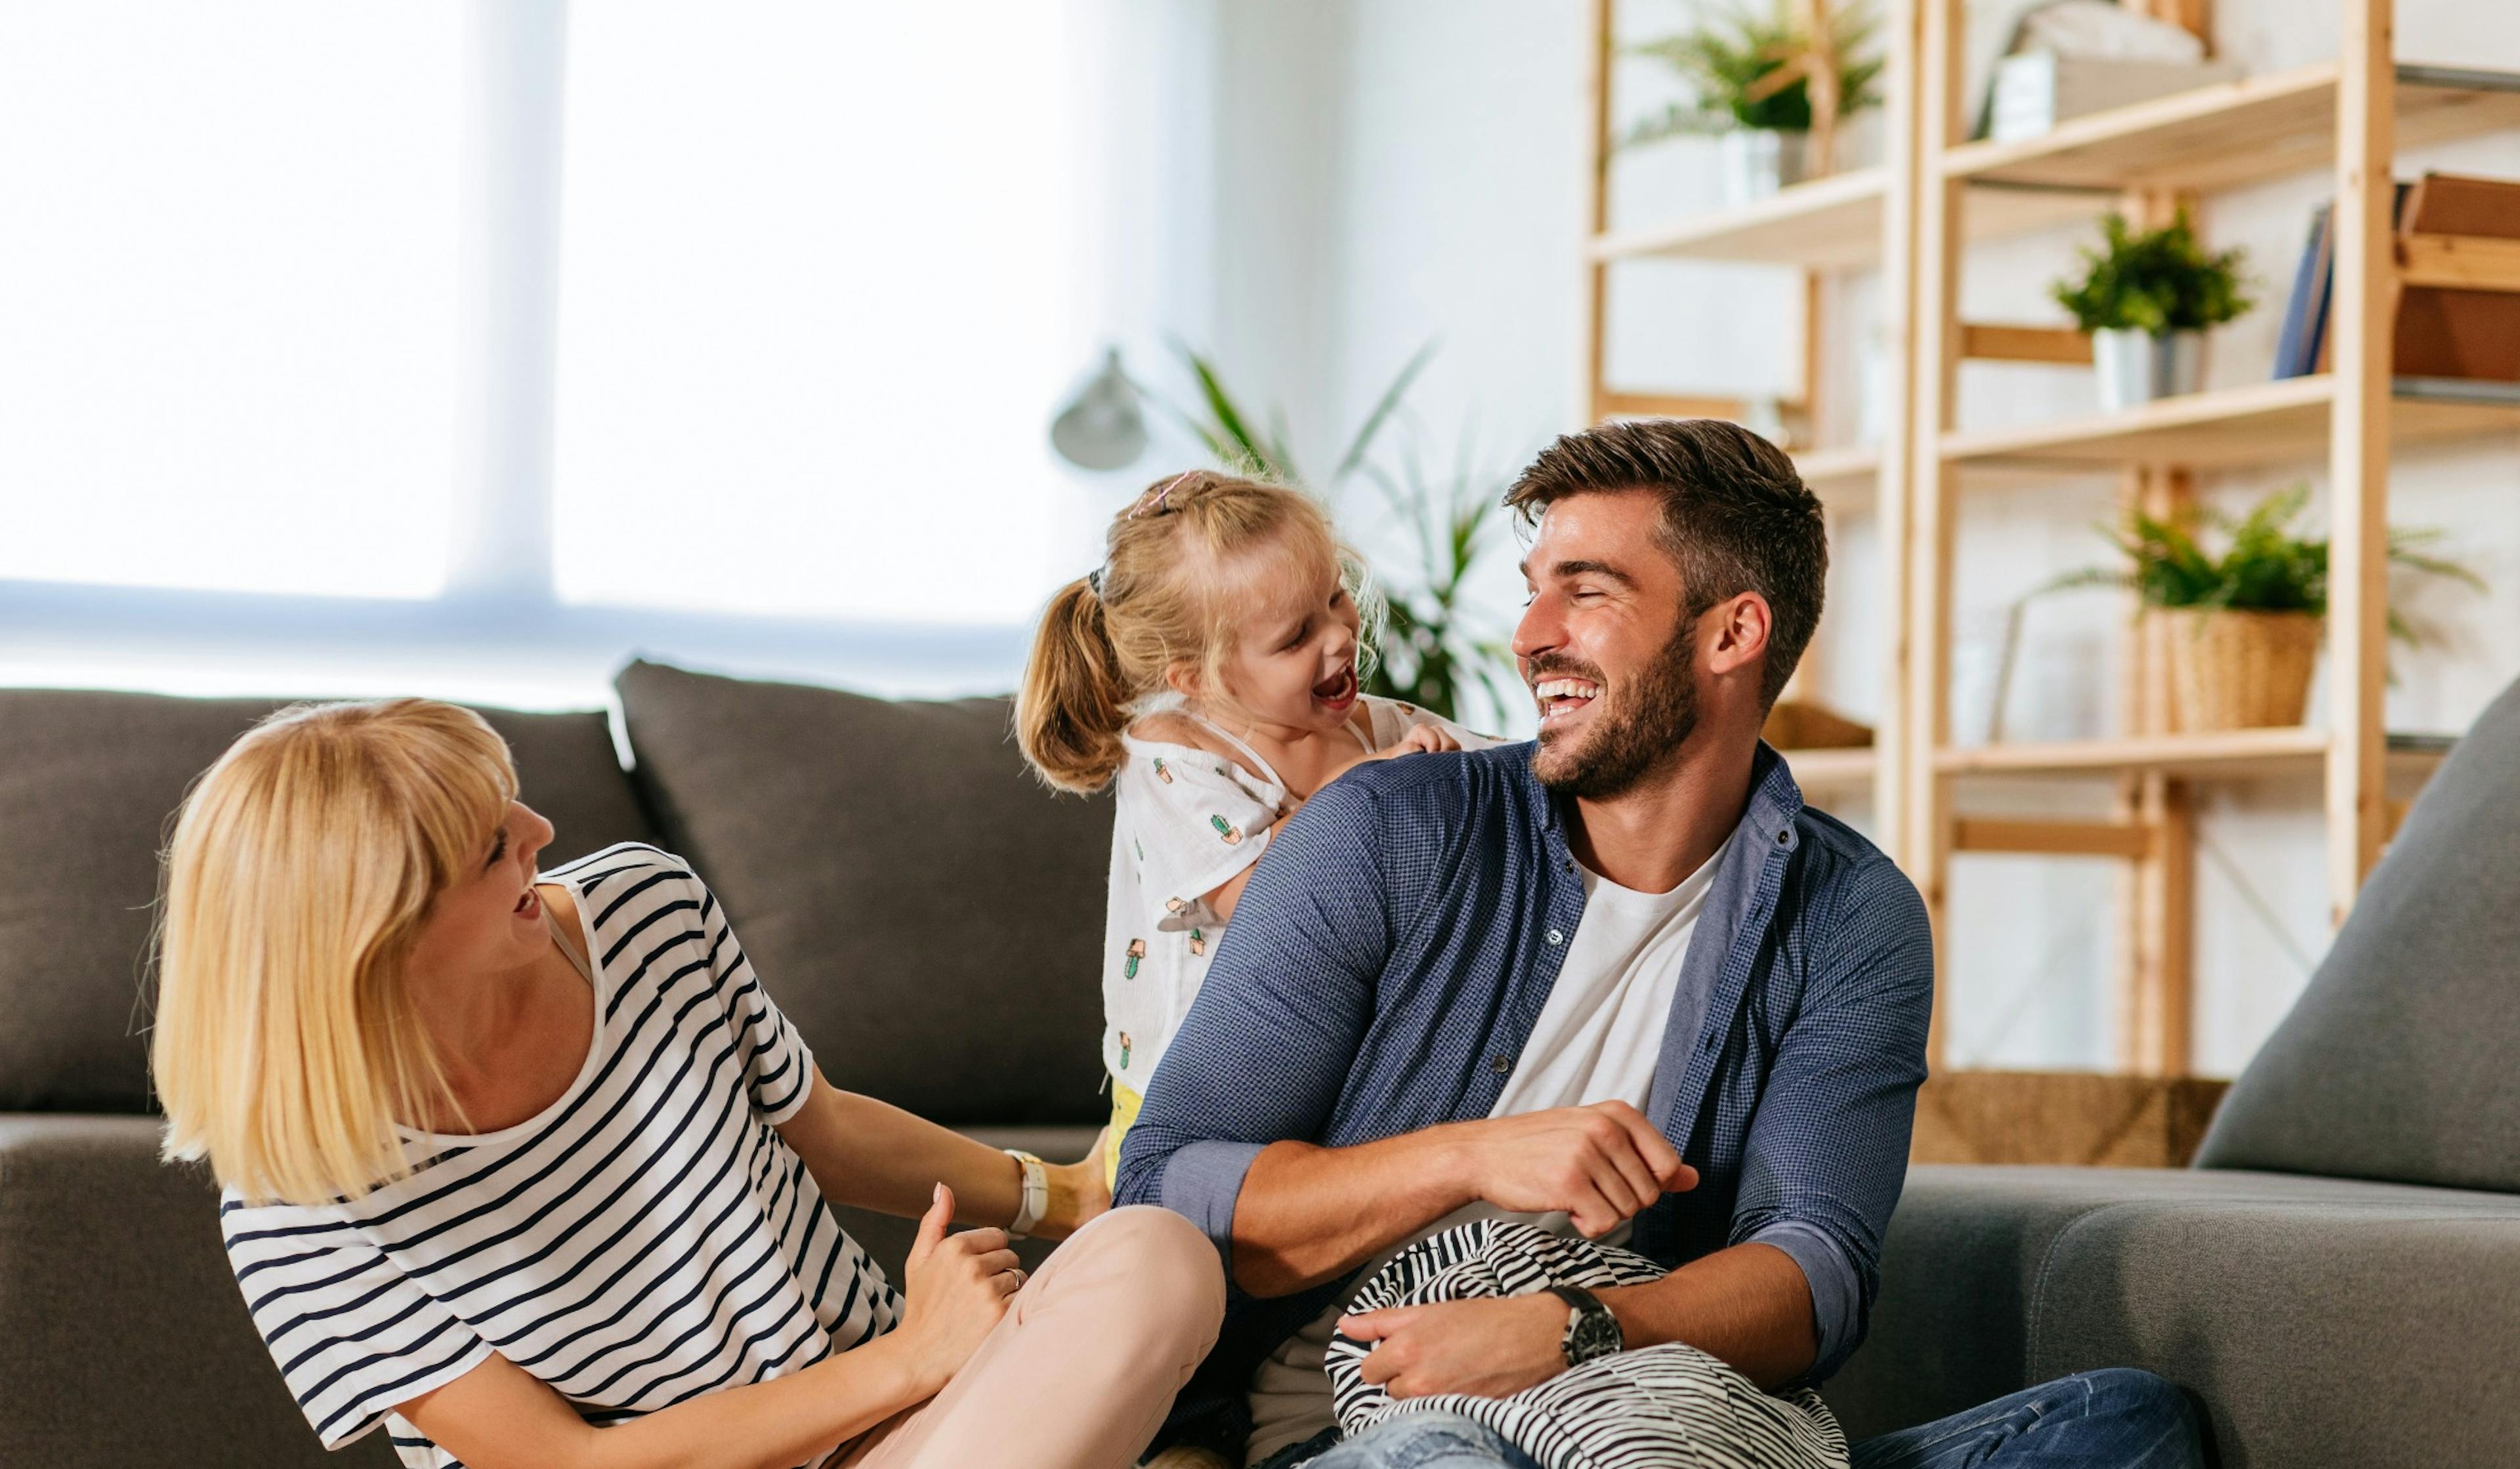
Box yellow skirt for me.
[1104,1078,1143,1190]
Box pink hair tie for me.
[1128,470,1196,519]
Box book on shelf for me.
[2278,174,2520,383]
[2271,202,2333,380]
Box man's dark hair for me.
[1503,417,1826,707]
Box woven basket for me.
[2162,608,2321,731]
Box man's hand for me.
[1460,1102,1697,1238]
[1339,1295,1570,1400]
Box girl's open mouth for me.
[1312,665,1359,713]
[514,886,542,920]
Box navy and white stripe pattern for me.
[220,844,897,1468]
[1326,1220,1847,1469]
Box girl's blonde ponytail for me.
[1016,576,1134,794]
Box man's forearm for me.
[1229,1127,1478,1297]
[1598,1241,1817,1390]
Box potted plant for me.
[2051,210,2252,411]
[1624,2,1885,204]
[2056,486,2478,732]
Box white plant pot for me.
[2092,328,2204,412]
[1717,129,1808,205]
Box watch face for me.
[1570,1308,1622,1361]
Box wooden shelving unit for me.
[1941,375,2520,472]
[1577,0,2520,1086]
[1899,0,2520,1077]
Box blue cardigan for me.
[1115,741,1933,1437]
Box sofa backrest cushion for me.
[2196,673,2520,1191]
[613,660,1111,1127]
[0,689,658,1114]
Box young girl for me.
[153,699,1221,1469]
[1015,470,1498,1181]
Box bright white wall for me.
[1202,0,2520,1076]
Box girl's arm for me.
[398,1186,1020,1469]
[777,1065,1109,1239]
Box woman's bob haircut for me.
[152,698,516,1206]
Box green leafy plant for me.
[2051,211,2253,333]
[1354,430,1520,728]
[2051,485,2479,642]
[1622,1,1884,145]
[1154,343,1515,724]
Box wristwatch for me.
[1549,1284,1622,1368]
[1003,1149,1048,1239]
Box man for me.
[1117,420,2201,1469]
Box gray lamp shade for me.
[1049,346,1147,471]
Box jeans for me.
[1849,1368,2203,1469]
[1297,1415,1542,1469]
[1286,1369,2200,1469]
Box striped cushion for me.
[1326,1221,1847,1469]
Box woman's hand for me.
[1028,1127,1114,1239]
[891,1185,1023,1396]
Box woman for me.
[154,699,1222,1469]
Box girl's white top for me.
[1099,695,1501,1094]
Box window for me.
[0,3,461,600]
[2,3,1115,703]
[549,3,1080,623]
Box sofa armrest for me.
[1827,1164,2520,1464]
[0,1115,394,1468]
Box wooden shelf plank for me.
[1793,444,1881,499]
[1946,60,2520,197]
[1603,64,2520,274]
[1936,728,2453,780]
[1593,167,1890,270]
[1939,375,2520,471]
[1591,167,2094,271]
[1779,745,1878,791]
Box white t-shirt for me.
[1099,696,1498,1096]
[1242,837,1730,1464]
[220,845,898,1469]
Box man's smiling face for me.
[1513,489,1706,799]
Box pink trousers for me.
[839,1205,1225,1469]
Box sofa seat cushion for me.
[0,1115,1095,1466]
[0,690,658,1113]
[614,660,1112,1127]
[1827,1165,2520,1466]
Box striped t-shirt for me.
[220,844,898,1468]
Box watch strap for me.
[1548,1283,1621,1366]
[1004,1149,1048,1239]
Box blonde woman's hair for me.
[152,699,518,1205]
[1017,469,1376,794]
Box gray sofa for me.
[1,657,2513,1466]
[1828,672,2520,1465]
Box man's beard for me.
[1530,623,1702,800]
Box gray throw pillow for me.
[612,660,1112,1127]
[0,690,657,1114]
[2196,673,2520,1191]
